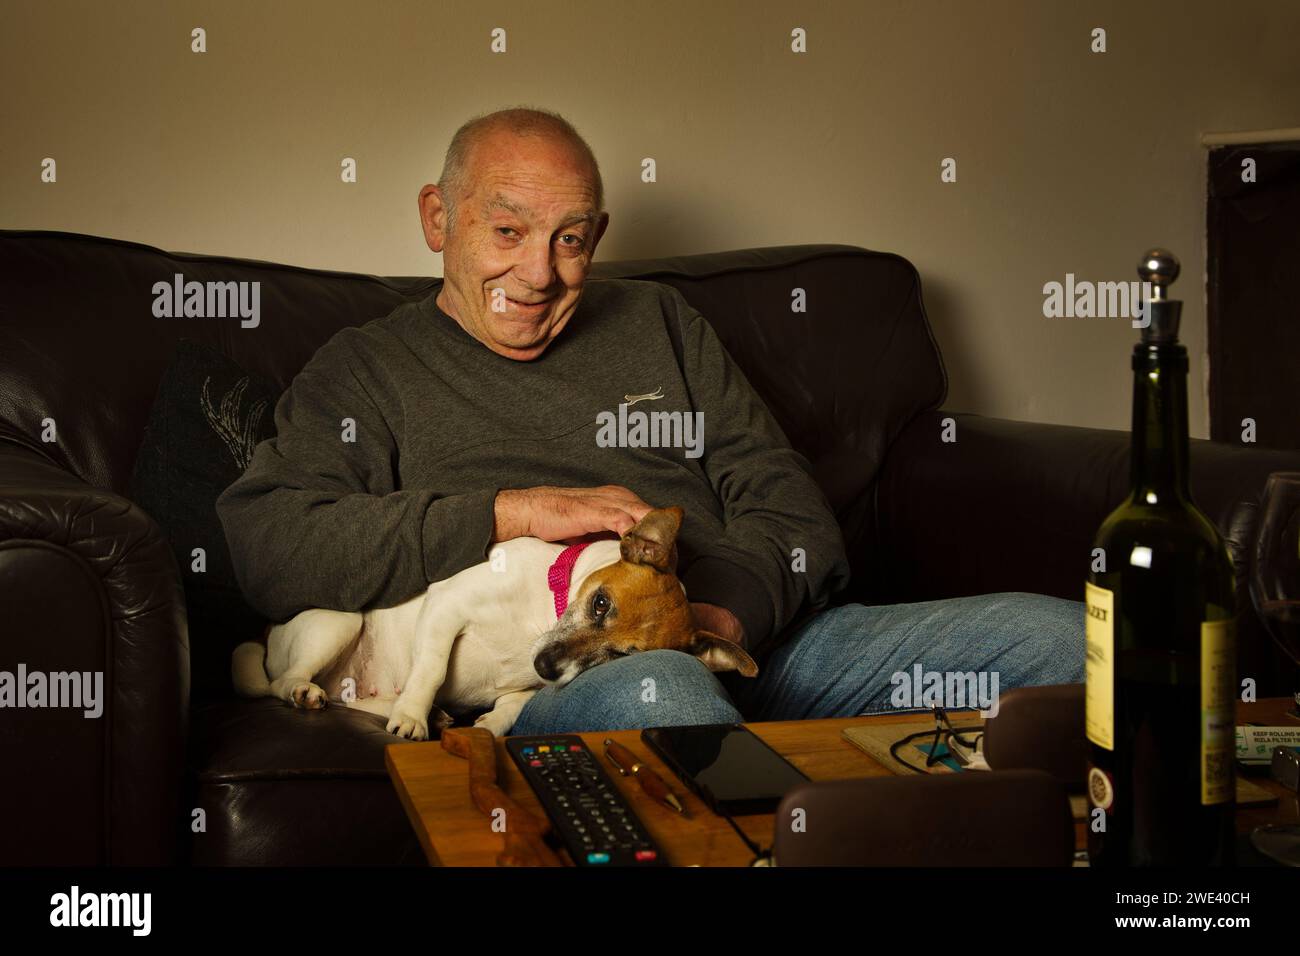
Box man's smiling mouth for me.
[504,296,551,314]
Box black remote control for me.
[505,735,668,866]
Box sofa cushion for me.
[188,698,424,865]
[192,698,413,779]
[130,340,281,701]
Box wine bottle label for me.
[1201,618,1235,805]
[1084,582,1114,751]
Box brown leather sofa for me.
[2,230,1297,865]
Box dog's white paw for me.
[290,682,328,710]
[386,710,429,740]
[473,710,513,736]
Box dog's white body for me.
[232,537,623,738]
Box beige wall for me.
[3,0,1298,437]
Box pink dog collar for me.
[547,542,593,619]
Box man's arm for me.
[216,329,656,622]
[667,287,852,654]
[215,329,499,621]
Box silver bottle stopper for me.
[1138,248,1180,302]
[1137,248,1181,342]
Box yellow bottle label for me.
[1201,618,1235,805]
[1085,582,1114,750]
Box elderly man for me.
[216,106,1084,734]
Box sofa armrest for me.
[860,410,1300,693]
[0,438,189,864]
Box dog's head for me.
[531,506,759,687]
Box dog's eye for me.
[591,591,611,619]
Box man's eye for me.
[497,227,517,238]
[591,592,611,618]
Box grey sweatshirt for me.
[215,277,850,662]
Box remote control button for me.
[635,850,657,861]
[587,852,610,864]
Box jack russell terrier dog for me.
[231,506,757,738]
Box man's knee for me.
[509,649,742,735]
[990,591,1086,682]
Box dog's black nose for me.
[533,647,562,682]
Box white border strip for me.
[1201,127,1300,147]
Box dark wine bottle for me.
[1085,249,1237,866]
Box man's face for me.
[419,130,609,361]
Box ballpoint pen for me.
[603,738,685,814]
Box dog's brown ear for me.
[689,631,759,677]
[620,506,683,573]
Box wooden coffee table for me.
[386,715,900,866]
[385,700,1299,867]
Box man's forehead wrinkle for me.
[483,192,597,227]
[483,194,528,217]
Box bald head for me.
[437,107,604,235]
[417,107,610,361]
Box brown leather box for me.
[773,770,1074,866]
[982,684,1088,789]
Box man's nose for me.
[533,645,562,682]
[513,240,557,289]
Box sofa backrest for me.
[0,231,946,515]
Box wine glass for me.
[1249,472,1300,866]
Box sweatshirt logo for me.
[623,386,664,406]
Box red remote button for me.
[635,850,657,861]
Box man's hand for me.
[691,602,746,646]
[493,485,653,543]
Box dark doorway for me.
[1207,143,1300,450]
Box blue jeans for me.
[508,591,1086,734]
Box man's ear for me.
[689,631,758,677]
[417,183,449,253]
[620,506,683,573]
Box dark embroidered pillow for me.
[130,340,281,702]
